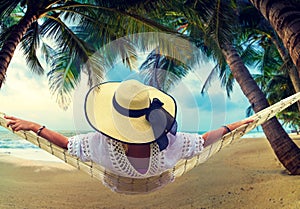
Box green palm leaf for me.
[139,49,191,92]
[47,51,80,110]
[20,21,44,75]
[0,0,20,19]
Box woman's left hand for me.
[4,115,39,132]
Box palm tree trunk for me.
[222,43,300,175]
[249,0,300,76]
[0,11,38,87]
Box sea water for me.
[0,127,80,162]
[0,128,80,149]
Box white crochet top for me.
[68,131,204,189]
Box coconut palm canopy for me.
[0,0,189,109]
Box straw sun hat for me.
[85,80,176,147]
[85,80,177,148]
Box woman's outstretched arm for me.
[202,118,254,147]
[5,115,69,149]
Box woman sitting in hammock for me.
[5,80,252,191]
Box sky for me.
[0,45,251,133]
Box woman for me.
[5,80,253,192]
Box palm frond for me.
[246,105,254,117]
[40,41,56,65]
[20,22,45,75]
[0,0,20,19]
[278,111,300,130]
[223,70,235,97]
[200,64,219,93]
[83,50,105,86]
[130,32,201,69]
[237,40,262,69]
[259,45,281,73]
[47,51,80,110]
[102,37,138,71]
[204,0,238,48]
[41,14,94,64]
[0,25,16,48]
[139,49,191,91]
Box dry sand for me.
[0,136,299,209]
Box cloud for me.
[0,49,74,130]
[167,64,252,132]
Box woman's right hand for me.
[226,118,254,131]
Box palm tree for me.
[261,72,299,131]
[237,1,300,112]
[249,0,300,75]
[0,1,105,109]
[222,44,300,175]
[241,32,300,125]
[171,0,300,174]
[0,0,174,109]
[216,2,300,174]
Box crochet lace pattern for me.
[106,138,163,178]
[68,135,91,161]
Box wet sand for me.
[0,136,299,209]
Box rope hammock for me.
[1,92,300,194]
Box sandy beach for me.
[0,135,299,209]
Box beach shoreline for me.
[0,135,299,209]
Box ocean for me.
[0,128,79,149]
[0,128,80,162]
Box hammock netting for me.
[1,92,300,194]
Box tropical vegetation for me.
[155,0,300,173]
[249,0,300,74]
[0,0,172,109]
